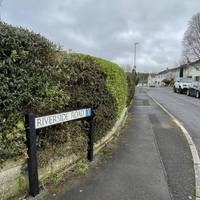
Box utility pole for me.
[133,42,139,71]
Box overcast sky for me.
[1,0,200,72]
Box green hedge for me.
[95,58,128,115]
[0,21,62,165]
[70,54,128,115]
[54,54,117,143]
[126,72,137,105]
[0,22,128,167]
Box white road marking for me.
[149,94,200,200]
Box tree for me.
[122,64,132,72]
[182,12,200,62]
[137,72,149,84]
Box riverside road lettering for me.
[35,109,91,129]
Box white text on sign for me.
[35,108,91,129]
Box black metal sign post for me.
[25,113,39,197]
[87,112,94,161]
[25,108,94,197]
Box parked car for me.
[149,83,156,87]
[186,81,200,98]
[173,78,193,93]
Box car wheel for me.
[173,87,176,93]
[187,89,190,96]
[196,91,200,98]
[179,87,182,94]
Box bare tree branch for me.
[182,12,200,62]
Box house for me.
[148,60,200,86]
[147,72,162,86]
[147,74,156,87]
[156,67,180,84]
[182,60,200,81]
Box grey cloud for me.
[1,0,200,72]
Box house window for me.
[180,67,183,77]
[195,76,200,81]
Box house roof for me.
[157,59,200,75]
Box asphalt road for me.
[148,87,200,155]
[44,88,194,200]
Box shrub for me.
[95,58,128,115]
[162,78,174,86]
[54,54,117,143]
[169,79,175,87]
[70,53,128,116]
[0,22,127,166]
[0,21,62,165]
[126,72,137,105]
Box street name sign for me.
[35,108,92,129]
[25,107,94,197]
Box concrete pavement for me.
[46,88,194,200]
